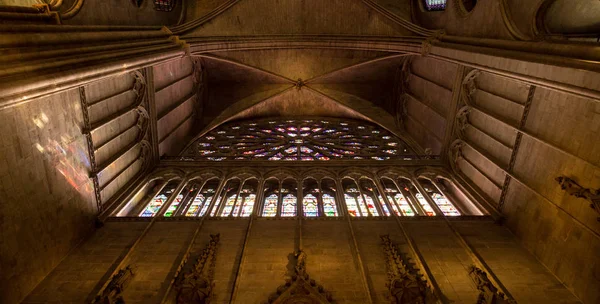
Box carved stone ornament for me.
[266,250,334,304]
[93,265,135,304]
[454,106,472,139]
[381,235,436,304]
[468,266,516,304]
[175,234,220,304]
[556,176,600,221]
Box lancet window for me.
[184,179,219,217]
[424,0,446,11]
[154,0,176,11]
[181,118,416,161]
[120,171,474,219]
[281,179,298,217]
[321,179,339,217]
[381,178,416,216]
[139,179,180,217]
[303,179,320,217]
[418,178,461,216]
[262,179,280,217]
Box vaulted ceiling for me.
[155,0,440,156]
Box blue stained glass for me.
[424,0,446,11]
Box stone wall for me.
[0,89,96,304]
[23,218,580,303]
[449,67,600,303]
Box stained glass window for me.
[163,185,191,217]
[219,179,242,217]
[381,178,416,216]
[303,179,320,217]
[424,0,446,11]
[139,180,179,217]
[154,0,176,12]
[234,179,258,217]
[262,179,279,217]
[359,179,383,216]
[415,192,436,216]
[182,118,415,161]
[343,178,371,217]
[281,179,297,217]
[183,180,218,217]
[321,179,339,217]
[419,179,461,216]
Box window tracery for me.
[127,171,472,219]
[381,178,416,216]
[182,118,415,161]
[139,180,179,217]
[419,178,461,216]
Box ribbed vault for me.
[174,50,427,156]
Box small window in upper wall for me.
[154,0,176,12]
[461,0,477,12]
[424,0,446,11]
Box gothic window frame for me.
[380,177,418,217]
[154,0,176,12]
[421,0,447,12]
[183,177,221,217]
[417,177,463,216]
[138,178,181,217]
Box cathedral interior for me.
[0,0,599,303]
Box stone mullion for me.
[399,184,426,216]
[430,178,469,215]
[156,179,188,217]
[176,185,202,217]
[317,180,326,217]
[393,179,421,215]
[354,178,371,217]
[297,179,303,217]
[334,179,349,217]
[234,179,248,217]
[254,178,265,217]
[215,180,232,217]
[205,177,227,218]
[131,179,168,217]
[373,177,396,217]
[78,86,103,212]
[411,177,445,216]
[498,85,536,211]
[276,181,283,217]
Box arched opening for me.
[422,0,447,12]
[280,179,298,217]
[216,179,242,217]
[461,0,477,13]
[417,178,461,216]
[302,178,320,217]
[262,179,280,217]
[184,179,220,217]
[321,178,339,217]
[139,179,180,217]
[380,178,417,216]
